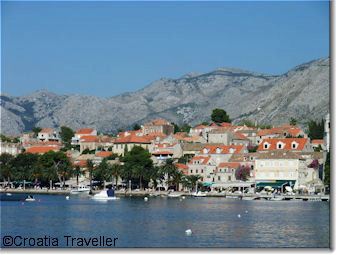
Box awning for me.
[256,180,295,188]
[211,182,255,188]
[203,182,215,187]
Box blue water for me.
[1,194,330,248]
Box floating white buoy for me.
[245,210,248,214]
[185,229,192,236]
[237,214,241,218]
[144,197,148,202]
[66,196,70,200]
[182,196,186,199]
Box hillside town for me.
[0,110,330,196]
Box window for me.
[277,143,282,149]
[228,176,231,181]
[218,176,221,181]
[292,142,297,149]
[190,170,193,174]
[201,169,204,173]
[196,170,198,174]
[216,148,221,154]
[264,143,269,149]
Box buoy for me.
[245,210,248,214]
[144,197,148,202]
[66,196,70,200]
[185,229,192,235]
[182,196,186,199]
[237,214,241,218]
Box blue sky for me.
[2,1,329,97]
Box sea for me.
[0,194,330,248]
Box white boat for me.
[193,191,207,197]
[70,185,90,194]
[92,189,120,200]
[25,195,36,202]
[168,192,182,198]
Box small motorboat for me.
[25,195,36,202]
[193,191,207,197]
[70,185,90,195]
[270,195,284,201]
[92,188,120,200]
[168,192,182,198]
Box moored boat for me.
[70,185,90,195]
[92,188,120,200]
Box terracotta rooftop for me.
[76,128,95,135]
[257,138,309,151]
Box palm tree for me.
[171,171,183,191]
[160,158,178,190]
[73,165,81,186]
[86,159,94,191]
[111,163,122,188]
[186,175,202,192]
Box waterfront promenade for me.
[0,188,329,201]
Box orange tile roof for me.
[193,124,208,129]
[175,163,189,170]
[76,128,95,135]
[40,128,54,133]
[200,145,245,154]
[26,146,60,154]
[219,122,232,127]
[189,156,211,165]
[152,151,173,155]
[257,125,303,137]
[234,132,248,140]
[95,151,113,158]
[218,162,241,168]
[114,135,152,144]
[312,139,324,144]
[74,160,87,167]
[80,135,98,142]
[257,138,308,151]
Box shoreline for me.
[0,189,330,201]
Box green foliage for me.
[211,108,231,123]
[181,175,201,191]
[0,134,20,143]
[94,159,113,183]
[324,152,330,186]
[106,153,118,160]
[82,148,95,154]
[122,146,154,189]
[180,124,191,133]
[32,127,42,138]
[289,118,297,126]
[133,124,141,130]
[307,119,324,139]
[178,155,192,164]
[111,163,123,187]
[201,121,209,126]
[0,153,15,182]
[60,126,74,149]
[172,122,180,134]
[258,124,272,129]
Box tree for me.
[60,126,74,150]
[0,153,14,183]
[324,152,330,186]
[111,163,122,187]
[180,124,191,133]
[11,153,40,182]
[160,158,178,190]
[32,127,42,138]
[238,119,256,128]
[307,119,324,139]
[73,165,81,186]
[247,144,258,153]
[185,175,202,191]
[235,165,251,181]
[123,146,153,190]
[171,170,183,191]
[289,118,297,126]
[94,159,113,188]
[172,122,180,133]
[211,108,231,123]
[87,160,94,191]
[133,124,141,131]
[39,151,72,187]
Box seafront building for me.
[0,117,328,193]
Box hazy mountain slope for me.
[0,58,329,135]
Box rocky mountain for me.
[1,58,329,135]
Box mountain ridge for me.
[1,57,330,135]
